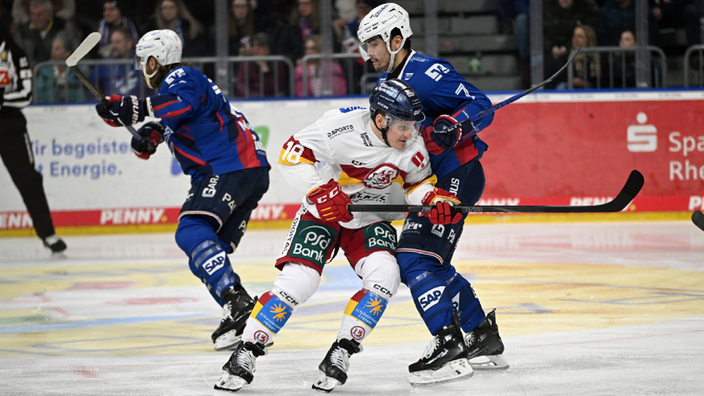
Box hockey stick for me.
[693,211,704,232]
[66,32,141,140]
[442,44,584,135]
[349,170,643,214]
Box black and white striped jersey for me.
[0,33,33,110]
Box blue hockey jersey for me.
[379,51,493,179]
[148,66,268,180]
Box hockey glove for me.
[422,115,462,155]
[131,121,165,160]
[96,95,145,127]
[420,187,463,224]
[306,179,354,223]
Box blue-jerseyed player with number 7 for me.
[358,3,509,386]
[94,30,270,352]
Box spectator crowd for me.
[500,0,701,89]
[1,0,702,103]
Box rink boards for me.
[1,91,703,236]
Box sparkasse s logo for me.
[627,112,657,152]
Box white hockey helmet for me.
[357,3,412,69]
[135,30,183,87]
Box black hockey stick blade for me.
[693,211,704,232]
[438,45,584,136]
[66,32,141,140]
[349,169,644,214]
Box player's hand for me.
[422,115,462,155]
[131,121,165,160]
[306,179,353,222]
[96,95,144,127]
[420,187,463,224]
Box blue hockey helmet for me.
[369,78,424,126]
[369,79,425,146]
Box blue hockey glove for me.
[422,115,462,155]
[96,95,145,127]
[131,121,164,160]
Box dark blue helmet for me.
[369,79,424,124]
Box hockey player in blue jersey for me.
[95,30,270,352]
[358,3,509,386]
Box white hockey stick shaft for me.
[66,32,141,140]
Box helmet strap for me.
[142,57,160,89]
[385,36,406,73]
[372,112,392,147]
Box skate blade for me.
[311,373,341,393]
[469,354,510,370]
[214,371,248,392]
[409,358,473,387]
[214,331,242,351]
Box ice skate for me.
[312,338,362,393]
[43,235,67,257]
[465,309,509,370]
[408,318,473,387]
[214,341,267,392]
[212,284,256,351]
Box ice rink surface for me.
[1,220,703,395]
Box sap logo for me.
[418,286,445,311]
[404,73,414,80]
[202,252,226,275]
[425,63,450,82]
[202,175,220,197]
[627,112,657,152]
[164,68,186,85]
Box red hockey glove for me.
[422,115,462,155]
[96,95,145,127]
[131,121,165,160]
[306,179,354,222]
[420,187,463,224]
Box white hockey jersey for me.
[278,107,436,229]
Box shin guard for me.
[446,273,486,333]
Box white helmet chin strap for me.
[142,57,160,89]
[385,37,407,73]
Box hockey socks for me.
[338,289,389,343]
[446,274,485,333]
[408,272,457,335]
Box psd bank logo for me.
[627,112,657,152]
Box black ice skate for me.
[43,235,67,256]
[312,338,362,393]
[212,284,256,351]
[464,309,509,370]
[408,315,473,387]
[214,341,267,392]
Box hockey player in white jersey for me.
[214,79,466,393]
[358,2,508,387]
